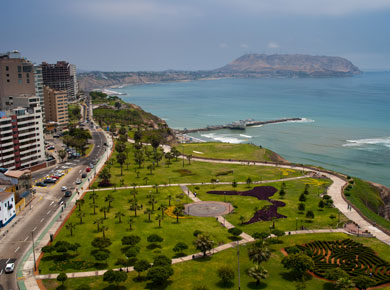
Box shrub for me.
[217,266,234,284]
[91,237,111,249]
[193,230,203,237]
[299,193,306,202]
[306,210,315,219]
[286,246,300,254]
[147,234,164,243]
[147,243,162,250]
[125,247,139,258]
[153,255,172,266]
[298,203,305,212]
[122,235,141,246]
[325,268,349,281]
[228,228,243,236]
[147,265,174,285]
[253,232,269,240]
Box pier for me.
[176,118,302,134]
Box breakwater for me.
[175,118,302,133]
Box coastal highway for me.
[0,129,106,290]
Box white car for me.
[61,186,68,191]
[5,263,14,273]
[75,179,82,185]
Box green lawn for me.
[182,142,284,162]
[84,143,94,157]
[189,178,346,235]
[39,187,231,274]
[345,178,390,230]
[94,143,302,188]
[42,233,390,290]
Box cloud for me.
[240,43,249,49]
[268,42,279,49]
[219,43,228,48]
[217,0,390,16]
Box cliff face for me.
[78,54,361,91]
[217,54,361,76]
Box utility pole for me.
[32,231,36,272]
[237,241,241,290]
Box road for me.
[0,97,107,290]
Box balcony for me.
[0,135,13,141]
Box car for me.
[51,176,60,180]
[47,146,55,150]
[53,134,60,138]
[4,263,14,273]
[35,182,47,187]
[75,179,82,184]
[64,190,72,197]
[81,173,87,178]
[86,167,91,172]
[61,186,68,191]
[44,178,56,184]
[89,163,94,169]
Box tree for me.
[279,188,286,198]
[153,255,172,266]
[115,211,125,223]
[232,180,237,189]
[271,229,285,240]
[144,208,153,222]
[228,227,243,237]
[173,205,184,223]
[118,126,127,136]
[187,154,192,165]
[116,153,127,176]
[335,277,355,290]
[248,241,271,265]
[155,214,163,228]
[239,215,246,224]
[281,253,314,279]
[134,259,151,279]
[99,168,111,183]
[217,266,234,285]
[103,269,127,286]
[65,222,76,237]
[89,191,98,204]
[58,150,67,162]
[247,265,268,286]
[134,150,144,168]
[91,237,112,249]
[306,210,315,220]
[77,211,85,224]
[90,203,99,215]
[246,177,252,187]
[299,193,306,202]
[147,234,164,243]
[252,232,270,240]
[298,203,306,212]
[167,195,172,206]
[76,199,85,211]
[194,234,214,256]
[318,200,325,209]
[158,203,167,219]
[100,206,109,219]
[303,184,310,195]
[165,152,173,167]
[94,218,104,232]
[325,268,349,281]
[128,218,135,231]
[353,276,373,290]
[134,130,142,143]
[147,265,174,285]
[57,272,68,286]
[105,194,114,209]
[129,198,141,217]
[101,225,109,239]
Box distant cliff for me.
[78,54,361,91]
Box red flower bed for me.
[207,186,286,224]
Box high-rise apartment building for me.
[43,86,68,131]
[41,61,78,100]
[34,66,44,120]
[0,51,46,170]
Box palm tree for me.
[94,218,104,232]
[167,195,172,206]
[89,191,98,204]
[247,265,268,286]
[144,208,152,222]
[187,154,192,165]
[115,211,125,223]
[66,222,76,236]
[58,150,67,162]
[154,184,159,193]
[143,176,148,185]
[148,195,157,211]
[100,206,109,219]
[155,214,163,228]
[248,240,271,265]
[105,194,114,210]
[134,150,144,168]
[76,199,85,211]
[173,205,184,223]
[129,198,141,217]
[77,212,85,224]
[246,177,252,187]
[99,168,111,183]
[147,164,154,175]
[116,153,127,176]
[90,203,99,215]
[128,218,135,231]
[101,225,108,239]
[158,203,167,219]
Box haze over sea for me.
[117,72,390,186]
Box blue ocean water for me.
[116,72,390,186]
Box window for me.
[7,80,10,83]
[18,80,22,84]
[6,73,9,77]
[5,66,9,71]
[18,73,22,78]
[18,66,21,72]
[27,79,30,84]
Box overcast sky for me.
[1,0,390,71]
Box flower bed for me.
[165,206,191,219]
[207,186,286,224]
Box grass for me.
[345,178,390,230]
[84,143,94,157]
[182,142,284,162]
[94,143,302,188]
[189,178,347,236]
[38,187,231,274]
[41,233,390,290]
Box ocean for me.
[115,72,390,186]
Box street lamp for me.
[32,231,36,272]
[296,217,298,231]
[236,241,241,290]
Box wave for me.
[251,125,263,128]
[343,137,390,149]
[201,133,244,144]
[286,118,315,123]
[240,134,252,138]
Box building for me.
[0,185,16,228]
[41,61,78,100]
[0,51,46,170]
[43,86,68,131]
[34,66,45,121]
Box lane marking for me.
[40,218,45,223]
[5,258,10,264]
[47,210,51,215]
[14,247,20,253]
[32,226,37,232]
[49,201,54,206]
[0,269,3,275]
[24,236,29,242]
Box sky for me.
[1,0,390,71]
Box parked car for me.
[4,263,14,273]
[89,164,94,169]
[75,179,82,184]
[44,178,56,184]
[64,190,72,197]
[53,134,60,138]
[86,167,91,172]
[47,146,55,150]
[61,186,68,191]
[51,176,60,180]
[81,173,87,178]
[35,182,46,187]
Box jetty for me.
[176,118,302,134]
